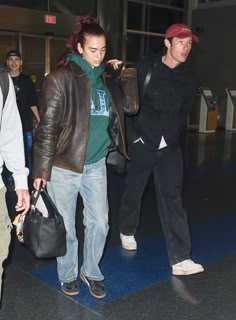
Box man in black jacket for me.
[119,23,204,276]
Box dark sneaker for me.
[61,280,79,296]
[80,274,106,299]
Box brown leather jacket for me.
[33,62,139,180]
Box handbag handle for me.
[30,184,43,207]
[41,188,61,217]
[30,182,61,218]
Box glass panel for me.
[150,0,186,8]
[0,33,18,66]
[50,38,67,72]
[21,36,45,94]
[127,2,143,30]
[126,33,164,65]
[144,35,165,55]
[145,7,184,34]
[126,34,142,63]
[128,2,184,33]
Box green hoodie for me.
[67,53,111,164]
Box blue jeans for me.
[47,158,109,283]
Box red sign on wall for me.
[44,15,56,24]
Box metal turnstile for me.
[199,88,218,133]
[225,89,236,131]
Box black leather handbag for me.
[23,187,67,259]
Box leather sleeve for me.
[33,73,63,181]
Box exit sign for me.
[45,15,56,24]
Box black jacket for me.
[33,62,139,180]
[126,50,196,148]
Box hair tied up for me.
[57,13,105,67]
[79,14,95,27]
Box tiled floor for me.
[1,129,236,320]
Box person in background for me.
[6,49,40,176]
[0,67,30,304]
[119,23,204,276]
[33,14,139,299]
[3,49,39,220]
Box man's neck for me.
[8,70,20,77]
[162,54,180,69]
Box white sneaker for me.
[120,233,137,251]
[172,259,204,276]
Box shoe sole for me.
[80,274,106,299]
[121,243,137,251]
[172,266,204,276]
[61,288,79,296]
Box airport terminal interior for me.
[1,129,236,320]
[1,0,236,319]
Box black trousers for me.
[119,142,191,265]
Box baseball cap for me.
[165,23,199,43]
[6,49,22,59]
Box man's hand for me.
[106,59,123,70]
[15,189,30,214]
[33,178,47,191]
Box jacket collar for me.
[67,61,108,80]
[67,61,85,77]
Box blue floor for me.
[32,211,236,308]
[2,130,236,320]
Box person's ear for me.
[77,43,83,55]
[164,39,171,49]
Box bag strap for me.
[141,69,152,101]
[41,188,60,216]
[30,188,41,207]
[141,59,158,102]
[31,181,60,217]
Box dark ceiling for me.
[0,0,97,16]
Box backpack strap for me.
[141,60,157,102]
[0,66,9,108]
[141,69,152,101]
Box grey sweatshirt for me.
[0,75,28,190]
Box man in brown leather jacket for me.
[33,14,138,299]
